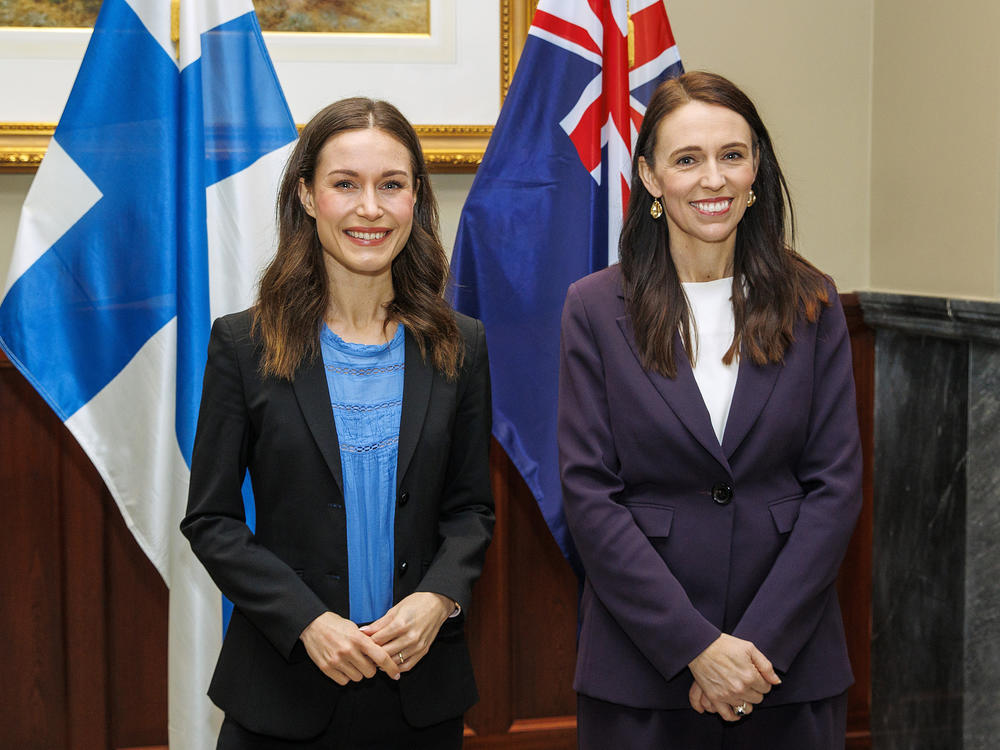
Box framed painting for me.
[2,0,429,34]
[0,0,536,173]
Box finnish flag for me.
[0,0,297,746]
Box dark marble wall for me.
[860,293,1000,750]
[871,331,967,749]
[965,345,1000,749]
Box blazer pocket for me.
[625,503,674,538]
[768,494,805,534]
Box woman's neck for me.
[324,268,397,345]
[670,238,736,283]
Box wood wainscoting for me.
[0,295,872,749]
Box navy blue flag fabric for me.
[451,0,682,562]
[0,1,296,746]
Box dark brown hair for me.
[620,71,829,378]
[253,97,462,380]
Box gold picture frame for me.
[0,0,536,174]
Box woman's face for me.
[299,127,417,283]
[638,101,757,254]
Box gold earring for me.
[650,198,663,219]
[746,188,757,208]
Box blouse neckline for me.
[320,322,404,357]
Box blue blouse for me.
[320,322,405,624]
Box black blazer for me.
[181,309,494,740]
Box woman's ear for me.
[637,156,660,200]
[298,178,315,218]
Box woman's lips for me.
[689,198,733,216]
[344,228,390,243]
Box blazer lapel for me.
[396,328,432,489]
[617,316,732,475]
[720,353,782,459]
[291,353,344,495]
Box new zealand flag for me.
[451,0,683,563]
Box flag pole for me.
[171,0,180,58]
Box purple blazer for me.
[558,265,862,710]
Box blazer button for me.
[398,561,409,575]
[398,490,409,506]
[711,482,734,505]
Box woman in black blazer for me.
[181,98,494,749]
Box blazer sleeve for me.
[559,284,721,680]
[415,317,496,613]
[180,315,328,659]
[732,292,863,672]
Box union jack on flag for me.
[451,0,682,563]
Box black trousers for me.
[578,691,848,750]
[217,673,464,750]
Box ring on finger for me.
[734,702,748,716]
[397,652,405,665]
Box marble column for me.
[859,293,1000,750]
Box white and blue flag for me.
[0,0,297,746]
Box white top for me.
[681,277,739,444]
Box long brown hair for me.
[254,97,462,380]
[620,71,829,378]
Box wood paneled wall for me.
[0,295,872,749]
[0,355,167,750]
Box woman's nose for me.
[356,186,382,219]
[700,163,726,190]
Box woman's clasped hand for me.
[358,592,456,673]
[300,611,401,685]
[687,634,781,721]
[300,592,454,685]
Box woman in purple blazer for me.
[558,72,862,748]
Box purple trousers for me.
[578,691,847,750]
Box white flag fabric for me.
[0,1,297,747]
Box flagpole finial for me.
[171,0,180,60]
[626,1,635,68]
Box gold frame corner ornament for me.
[416,124,495,173]
[0,122,51,173]
[0,1,536,174]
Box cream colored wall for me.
[869,0,1000,298]
[431,173,476,261]
[0,174,32,286]
[667,0,874,293]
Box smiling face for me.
[298,127,417,285]
[638,100,757,259]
